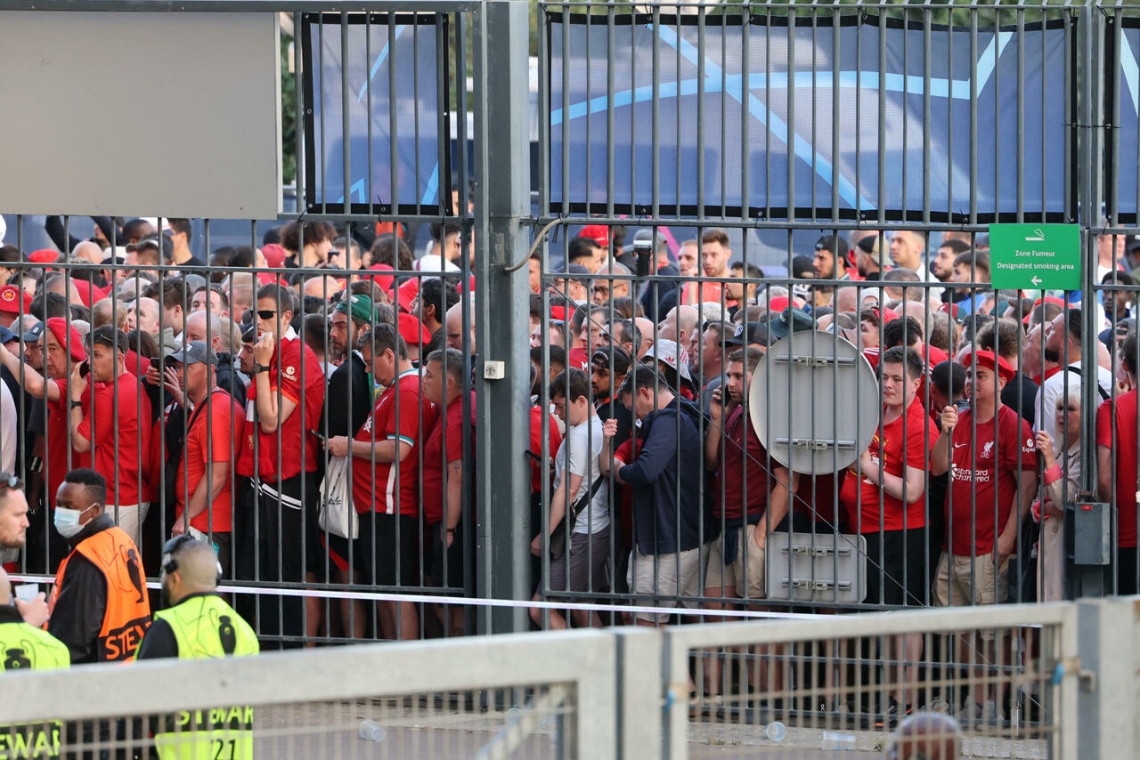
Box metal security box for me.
[1068,502,1111,566]
[766,532,867,604]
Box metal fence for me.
[668,602,1078,759]
[0,628,619,760]
[0,0,1139,656]
[9,598,1132,759]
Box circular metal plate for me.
[749,330,880,474]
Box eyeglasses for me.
[257,310,277,321]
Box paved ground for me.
[241,700,1051,759]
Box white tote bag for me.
[318,455,359,539]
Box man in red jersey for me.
[840,346,936,720]
[327,323,436,640]
[931,350,1037,722]
[0,317,89,508]
[701,346,796,697]
[0,318,91,573]
[1097,335,1140,594]
[420,347,475,636]
[68,325,153,556]
[242,284,326,648]
[167,341,246,578]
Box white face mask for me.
[53,505,93,539]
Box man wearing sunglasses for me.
[240,284,325,649]
[136,536,257,760]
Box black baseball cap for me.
[166,340,218,366]
[814,235,849,259]
[726,321,769,347]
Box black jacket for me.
[46,515,115,665]
[322,351,372,438]
[618,398,706,555]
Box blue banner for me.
[1111,21,1140,221]
[302,14,447,214]
[548,14,1071,222]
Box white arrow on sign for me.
[1031,275,1042,286]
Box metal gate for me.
[0,0,1137,653]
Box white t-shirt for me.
[1034,361,1113,445]
[555,414,610,535]
[0,380,16,474]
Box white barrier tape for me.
[8,573,826,620]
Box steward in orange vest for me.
[47,469,150,664]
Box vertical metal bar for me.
[412,22,422,211]
[584,1,593,219]
[765,7,772,216]
[969,11,978,224]
[472,0,532,634]
[697,7,706,220]
[651,5,661,219]
[341,12,352,208]
[787,8,797,219]
[877,9,887,225]
[294,12,306,208]
[831,3,841,221]
[922,8,932,224]
[388,15,400,212]
[433,16,448,215]
[1017,8,1026,221]
[1078,0,1105,597]
[560,0,570,215]
[740,5,751,219]
[319,17,327,214]
[1065,8,1075,224]
[606,5,616,223]
[367,11,375,217]
[538,4,551,220]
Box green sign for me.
[988,223,1082,291]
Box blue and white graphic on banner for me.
[549,18,1067,218]
[1114,25,1140,217]
[306,18,442,210]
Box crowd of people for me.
[0,216,1137,699]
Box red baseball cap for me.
[962,349,1015,383]
[397,279,419,313]
[44,317,87,362]
[27,249,59,265]
[549,305,568,322]
[579,224,609,248]
[71,280,106,308]
[367,263,395,293]
[398,312,431,345]
[870,307,899,325]
[0,285,31,315]
[261,243,287,269]
[765,296,790,313]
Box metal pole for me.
[1073,0,1106,599]
[473,0,532,635]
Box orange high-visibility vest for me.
[50,526,151,662]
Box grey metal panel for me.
[0,12,281,219]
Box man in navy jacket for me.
[601,364,705,626]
